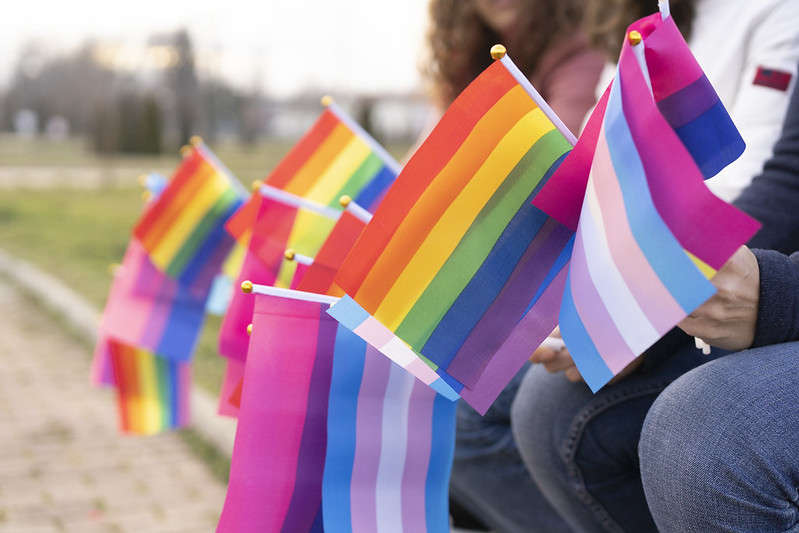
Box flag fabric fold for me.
[532,14,745,230]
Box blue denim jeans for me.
[451,330,723,532]
[640,341,799,532]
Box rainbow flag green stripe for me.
[395,129,571,349]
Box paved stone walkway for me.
[0,282,226,532]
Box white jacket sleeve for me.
[708,1,799,202]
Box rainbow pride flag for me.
[92,239,213,393]
[552,21,759,392]
[107,339,191,435]
[225,101,399,289]
[322,327,456,533]
[216,206,371,415]
[329,51,574,408]
[133,143,244,284]
[218,108,398,361]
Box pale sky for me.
[0,0,431,97]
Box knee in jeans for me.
[509,370,572,478]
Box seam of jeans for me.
[558,379,674,533]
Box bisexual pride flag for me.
[533,13,746,232]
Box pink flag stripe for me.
[349,345,391,533]
[590,132,685,332]
[569,227,636,374]
[400,381,435,532]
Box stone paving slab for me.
[0,282,226,532]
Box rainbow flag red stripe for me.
[108,339,191,435]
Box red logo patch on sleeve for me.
[753,67,793,91]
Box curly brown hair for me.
[424,0,583,107]
[584,0,696,60]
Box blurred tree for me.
[169,29,200,146]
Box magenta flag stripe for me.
[217,297,322,533]
[590,133,684,333]
[280,309,338,533]
[350,347,392,533]
[617,43,759,270]
[631,14,703,101]
[461,266,568,415]
[400,381,434,532]
[447,219,571,388]
[569,226,635,374]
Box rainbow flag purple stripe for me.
[560,34,759,392]
[323,326,455,533]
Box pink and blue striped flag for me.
[217,293,455,532]
[323,327,455,533]
[545,15,760,391]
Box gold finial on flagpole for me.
[138,174,148,187]
[189,135,203,146]
[284,249,296,261]
[490,44,507,60]
[321,95,333,107]
[142,190,153,202]
[251,179,263,192]
[241,280,253,293]
[246,323,253,336]
[179,145,192,157]
[339,194,352,208]
[628,30,643,46]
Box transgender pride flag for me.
[557,22,760,391]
